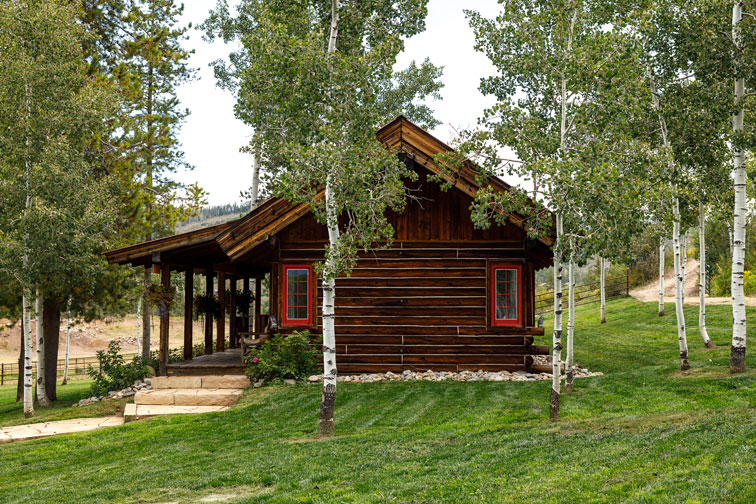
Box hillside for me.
[1,298,756,502]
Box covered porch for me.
[103,199,300,376]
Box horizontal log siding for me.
[274,246,544,373]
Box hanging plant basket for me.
[194,293,221,320]
[145,283,175,318]
[233,289,255,315]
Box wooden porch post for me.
[204,269,213,355]
[255,276,262,332]
[217,271,226,352]
[184,269,193,361]
[242,276,250,333]
[159,264,171,376]
[229,276,237,348]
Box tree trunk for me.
[251,145,261,209]
[318,0,340,438]
[319,173,340,438]
[673,198,690,370]
[699,202,713,348]
[22,293,34,417]
[136,297,142,358]
[681,232,687,304]
[43,296,60,401]
[550,214,563,421]
[730,0,747,373]
[17,316,24,402]
[35,289,51,407]
[658,238,665,316]
[62,297,71,385]
[600,256,606,324]
[142,266,151,361]
[565,249,576,393]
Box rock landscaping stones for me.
[73,379,153,407]
[304,366,602,384]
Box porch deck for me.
[166,349,246,377]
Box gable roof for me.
[105,116,553,267]
[377,116,554,246]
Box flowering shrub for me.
[88,341,150,396]
[246,330,320,384]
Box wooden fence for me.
[535,270,630,315]
[0,353,138,386]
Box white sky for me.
[174,0,505,206]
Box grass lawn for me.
[1,298,756,503]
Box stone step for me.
[150,375,250,390]
[124,404,228,422]
[134,388,243,407]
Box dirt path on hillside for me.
[630,258,756,306]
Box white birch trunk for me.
[136,297,142,358]
[22,81,34,416]
[698,202,713,348]
[673,198,690,370]
[62,297,71,385]
[35,288,50,406]
[730,0,747,372]
[600,256,606,324]
[318,0,340,438]
[565,247,576,393]
[681,232,687,304]
[22,292,34,417]
[550,214,564,421]
[250,146,261,209]
[659,238,665,316]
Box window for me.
[282,264,313,326]
[490,263,522,327]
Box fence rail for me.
[535,271,629,315]
[0,353,138,386]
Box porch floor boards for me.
[167,349,246,377]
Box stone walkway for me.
[0,416,124,444]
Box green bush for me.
[246,331,320,384]
[88,341,150,396]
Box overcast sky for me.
[174,0,503,206]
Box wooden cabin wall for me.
[271,169,549,373]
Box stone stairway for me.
[124,375,249,422]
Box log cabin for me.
[104,116,554,377]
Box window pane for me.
[494,267,518,322]
[286,267,310,321]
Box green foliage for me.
[246,331,320,384]
[0,0,119,302]
[87,341,150,396]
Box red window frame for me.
[282,264,314,326]
[489,263,523,327]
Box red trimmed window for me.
[490,264,522,326]
[282,264,313,326]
